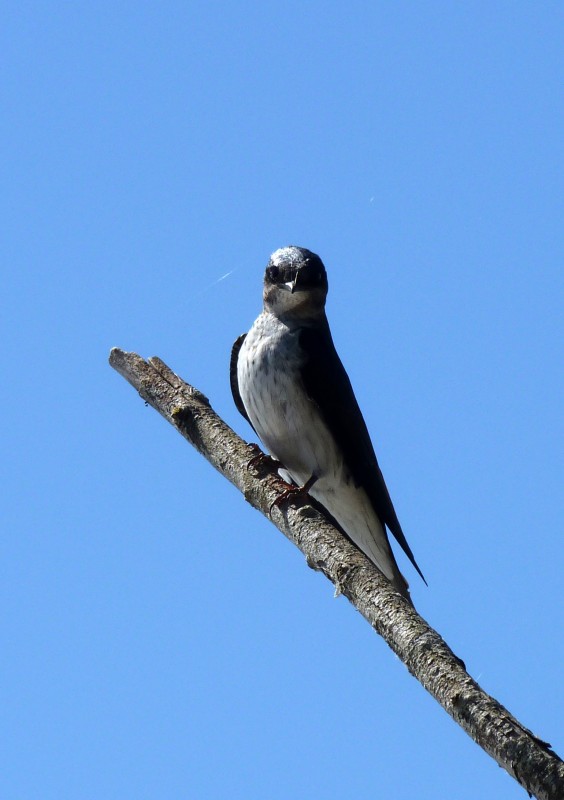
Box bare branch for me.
[109,347,564,800]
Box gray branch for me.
[109,347,563,800]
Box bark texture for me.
[109,347,564,800]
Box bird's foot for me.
[269,474,318,515]
[246,443,283,473]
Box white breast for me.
[238,312,339,484]
[238,312,395,582]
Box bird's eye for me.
[267,265,279,281]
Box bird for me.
[230,245,425,603]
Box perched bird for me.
[230,246,425,602]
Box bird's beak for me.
[285,271,303,294]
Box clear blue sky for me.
[3,3,562,798]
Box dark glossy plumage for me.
[230,333,253,429]
[298,320,426,584]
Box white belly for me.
[237,316,395,581]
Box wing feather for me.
[230,333,257,432]
[299,320,426,584]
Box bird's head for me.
[263,246,328,320]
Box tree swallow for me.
[230,246,425,602]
